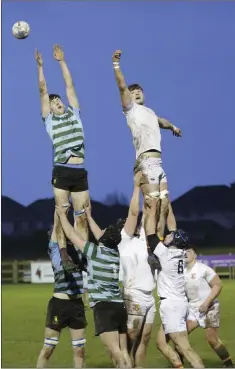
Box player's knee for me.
[156,335,167,352]
[145,191,160,201]
[72,338,86,356]
[159,189,169,200]
[74,211,87,228]
[142,331,151,346]
[43,337,59,358]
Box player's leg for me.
[170,331,204,368]
[204,304,234,368]
[159,299,204,368]
[156,171,169,239]
[174,311,200,365]
[69,329,86,368]
[37,327,60,368]
[166,202,177,232]
[71,190,89,241]
[68,298,87,368]
[36,297,66,367]
[134,301,156,367]
[119,333,132,368]
[53,187,72,268]
[127,314,145,366]
[204,328,234,367]
[100,331,126,368]
[156,325,183,368]
[134,323,152,368]
[93,302,126,368]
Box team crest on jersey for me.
[133,303,141,313]
[191,273,196,279]
[53,316,59,324]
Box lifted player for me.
[112,50,181,241]
[35,45,89,271]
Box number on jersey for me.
[178,260,184,274]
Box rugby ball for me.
[12,21,30,39]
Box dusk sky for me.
[2,1,235,206]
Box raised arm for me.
[53,44,79,109]
[112,50,133,110]
[158,117,182,137]
[56,206,86,252]
[35,50,50,119]
[123,172,142,237]
[84,204,103,241]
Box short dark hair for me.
[49,94,61,101]
[185,246,198,255]
[128,83,144,92]
[99,218,126,250]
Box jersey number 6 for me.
[178,260,184,274]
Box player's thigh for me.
[159,299,188,335]
[68,298,87,331]
[156,325,170,348]
[45,297,68,332]
[169,331,191,351]
[53,187,70,206]
[186,319,199,333]
[205,303,220,329]
[100,331,120,351]
[71,190,89,211]
[187,307,199,333]
[140,323,153,347]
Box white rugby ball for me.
[12,21,30,39]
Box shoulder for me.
[68,105,81,117]
[83,242,97,258]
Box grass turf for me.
[2,281,235,368]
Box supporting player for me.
[56,174,142,368]
[146,199,204,368]
[112,50,181,240]
[184,247,234,368]
[35,45,89,271]
[36,211,87,368]
[119,213,156,368]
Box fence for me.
[2,256,235,284]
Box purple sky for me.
[2,1,235,206]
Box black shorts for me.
[46,296,87,332]
[93,301,127,336]
[52,165,88,192]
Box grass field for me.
[2,282,235,368]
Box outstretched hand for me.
[112,50,122,63]
[53,44,64,61]
[173,126,182,137]
[35,49,43,66]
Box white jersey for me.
[124,102,161,159]
[184,261,217,308]
[118,227,156,292]
[154,242,187,301]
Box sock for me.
[214,344,234,367]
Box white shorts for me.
[135,156,167,185]
[187,302,220,329]
[124,289,156,330]
[159,299,188,335]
